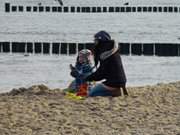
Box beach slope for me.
[0,82,180,135]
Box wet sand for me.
[0,82,180,135]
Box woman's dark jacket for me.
[85,50,127,88]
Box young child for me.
[68,49,94,96]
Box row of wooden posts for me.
[0,42,180,56]
[5,3,180,13]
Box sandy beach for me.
[0,81,180,135]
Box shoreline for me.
[0,81,180,135]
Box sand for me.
[0,82,180,135]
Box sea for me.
[0,0,180,92]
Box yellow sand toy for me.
[65,91,85,100]
[64,81,96,100]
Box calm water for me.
[0,13,180,43]
[0,53,180,92]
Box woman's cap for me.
[94,31,111,41]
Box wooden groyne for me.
[0,41,180,56]
[5,3,180,13]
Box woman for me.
[85,31,128,97]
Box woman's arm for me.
[85,65,105,82]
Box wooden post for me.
[174,7,178,12]
[153,7,157,12]
[97,7,102,12]
[34,42,42,53]
[86,7,91,12]
[103,7,107,12]
[119,43,130,55]
[85,43,94,50]
[71,7,75,12]
[58,7,62,12]
[46,6,50,12]
[39,6,44,12]
[52,43,60,54]
[12,6,17,12]
[33,6,38,12]
[148,7,152,12]
[92,7,97,12]
[26,6,31,12]
[81,7,86,12]
[109,7,114,12]
[121,7,125,12]
[78,43,85,52]
[19,42,26,53]
[61,43,68,54]
[143,43,154,55]
[12,42,18,53]
[12,42,17,52]
[2,42,10,53]
[158,7,162,12]
[77,7,81,12]
[69,43,76,54]
[154,43,178,56]
[132,7,136,12]
[5,3,10,12]
[27,42,33,53]
[19,6,23,12]
[169,7,173,12]
[131,43,142,55]
[164,7,168,12]
[137,7,142,12]
[126,7,131,12]
[143,7,147,12]
[115,7,120,12]
[63,7,69,12]
[43,42,50,54]
[52,7,58,12]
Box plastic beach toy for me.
[65,92,85,100]
[76,83,88,96]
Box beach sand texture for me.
[0,82,180,135]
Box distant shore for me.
[0,81,180,135]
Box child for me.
[68,49,94,96]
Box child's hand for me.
[70,66,79,78]
[71,70,79,78]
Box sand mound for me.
[5,84,62,96]
[0,82,180,135]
